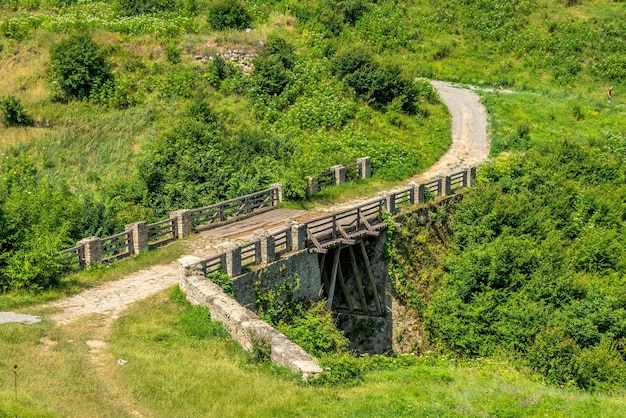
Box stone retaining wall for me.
[179,256,322,380]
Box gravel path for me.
[1,80,491,327]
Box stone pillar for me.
[435,176,443,196]
[307,177,319,196]
[357,156,371,178]
[225,246,242,277]
[125,221,148,254]
[408,182,418,205]
[467,166,477,187]
[290,221,307,251]
[331,165,346,185]
[170,209,192,238]
[270,182,283,203]
[179,255,205,277]
[418,183,427,204]
[381,192,396,214]
[260,234,276,264]
[79,237,102,267]
[444,175,453,196]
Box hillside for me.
[2,0,626,415]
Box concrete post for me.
[261,235,276,264]
[408,182,418,205]
[179,255,205,277]
[357,156,371,179]
[290,221,307,251]
[79,237,102,266]
[170,209,192,238]
[125,221,148,254]
[307,177,319,196]
[381,192,396,214]
[270,182,283,203]
[225,246,242,277]
[444,175,453,196]
[435,176,443,196]
[418,184,427,204]
[467,166,477,187]
[332,165,346,185]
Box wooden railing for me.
[59,244,85,271]
[101,231,133,263]
[304,167,475,252]
[59,185,282,271]
[272,228,292,257]
[190,187,279,231]
[147,218,178,249]
[59,166,476,272]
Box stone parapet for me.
[180,271,322,380]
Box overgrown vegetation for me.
[2,0,626,406]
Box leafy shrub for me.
[207,0,251,30]
[0,96,33,127]
[206,271,234,296]
[165,42,181,64]
[249,37,295,99]
[49,34,113,100]
[527,327,580,386]
[279,301,350,358]
[331,45,418,114]
[137,118,232,214]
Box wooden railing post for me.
[307,177,319,196]
[125,221,148,254]
[256,230,276,264]
[408,182,418,204]
[170,209,192,238]
[78,237,102,267]
[417,184,426,204]
[381,192,396,214]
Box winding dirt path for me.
[323,80,490,212]
[30,80,491,327]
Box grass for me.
[1,289,626,417]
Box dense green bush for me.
[207,0,251,30]
[0,96,33,127]
[331,45,418,114]
[249,37,295,99]
[420,138,626,390]
[0,156,114,290]
[49,34,113,100]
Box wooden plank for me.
[337,263,354,313]
[326,248,341,310]
[360,240,382,315]
[348,246,368,315]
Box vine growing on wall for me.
[382,211,425,312]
